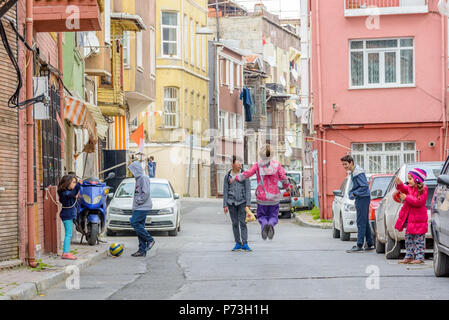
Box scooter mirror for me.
[105,172,116,181]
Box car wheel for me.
[375,231,385,253]
[168,225,178,237]
[177,223,181,232]
[386,231,401,259]
[340,214,350,241]
[434,239,449,277]
[332,220,340,239]
[106,229,116,237]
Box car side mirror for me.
[437,174,449,187]
[174,193,180,200]
[371,189,383,199]
[333,190,343,197]
[107,192,114,199]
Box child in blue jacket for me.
[57,174,82,260]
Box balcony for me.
[34,0,103,32]
[344,0,428,17]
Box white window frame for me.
[104,0,111,45]
[190,19,195,65]
[196,22,200,68]
[224,112,229,138]
[136,31,143,70]
[163,87,179,128]
[236,64,241,89]
[150,27,156,77]
[226,60,230,86]
[236,114,243,141]
[230,113,236,139]
[202,35,206,71]
[123,31,130,67]
[351,141,416,174]
[161,11,180,59]
[349,37,415,89]
[230,61,234,92]
[184,15,188,63]
[219,111,226,137]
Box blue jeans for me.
[355,197,373,248]
[63,219,73,253]
[130,210,154,252]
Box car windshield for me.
[250,179,284,190]
[115,182,172,199]
[370,176,393,197]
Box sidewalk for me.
[294,211,333,229]
[0,242,109,300]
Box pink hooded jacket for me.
[235,159,291,205]
[394,182,428,235]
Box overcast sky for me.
[234,0,300,19]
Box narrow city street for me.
[34,199,449,300]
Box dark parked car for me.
[431,157,449,276]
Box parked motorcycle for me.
[75,172,115,245]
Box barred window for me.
[163,87,179,128]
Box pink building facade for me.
[311,0,448,219]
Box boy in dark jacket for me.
[223,156,252,251]
[341,155,374,252]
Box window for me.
[349,38,414,88]
[161,12,179,57]
[236,64,240,89]
[184,15,188,62]
[230,113,236,139]
[236,114,242,139]
[163,87,179,128]
[196,22,200,67]
[190,19,194,65]
[123,32,130,67]
[104,0,111,44]
[351,142,416,174]
[150,28,156,76]
[230,61,234,92]
[136,31,143,70]
[202,36,206,70]
[219,111,226,137]
[220,59,226,85]
[226,60,230,86]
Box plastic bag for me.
[245,207,256,222]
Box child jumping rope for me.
[57,174,82,260]
[231,144,291,240]
[394,168,428,265]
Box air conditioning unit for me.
[33,77,50,120]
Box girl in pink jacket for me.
[394,168,428,265]
[232,145,291,240]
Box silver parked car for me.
[374,162,443,259]
[106,178,181,236]
[332,175,356,241]
[249,177,297,219]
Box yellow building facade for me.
[139,0,211,198]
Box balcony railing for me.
[344,0,428,16]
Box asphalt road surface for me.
[35,199,449,300]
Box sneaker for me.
[261,225,269,240]
[146,240,155,252]
[267,225,275,240]
[61,253,77,260]
[232,243,242,251]
[241,243,252,252]
[364,245,375,251]
[346,246,364,253]
[131,251,146,257]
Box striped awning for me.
[65,97,108,138]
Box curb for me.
[3,248,108,300]
[294,214,332,229]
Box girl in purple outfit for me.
[231,145,292,240]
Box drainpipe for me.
[441,14,447,160]
[26,0,38,268]
[58,33,64,163]
[315,0,327,218]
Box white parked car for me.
[106,178,181,237]
[332,175,357,241]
